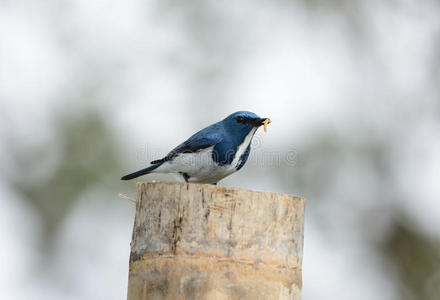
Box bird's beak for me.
[252,117,271,127]
[251,118,271,132]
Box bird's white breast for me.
[156,128,257,183]
[230,127,257,169]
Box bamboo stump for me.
[127,182,305,300]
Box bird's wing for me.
[150,123,224,164]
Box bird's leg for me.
[180,172,190,183]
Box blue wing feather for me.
[150,123,224,164]
[212,140,235,166]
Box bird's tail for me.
[121,162,163,180]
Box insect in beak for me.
[263,119,271,132]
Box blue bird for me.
[121,111,271,184]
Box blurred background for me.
[1,0,440,299]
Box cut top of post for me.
[131,182,305,270]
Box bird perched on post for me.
[121,111,271,185]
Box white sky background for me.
[1,0,440,299]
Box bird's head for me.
[222,111,271,139]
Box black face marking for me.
[179,172,190,183]
[236,116,245,123]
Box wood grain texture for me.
[128,182,305,300]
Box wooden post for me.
[127,182,305,300]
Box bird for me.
[121,111,271,184]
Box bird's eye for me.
[236,116,244,123]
